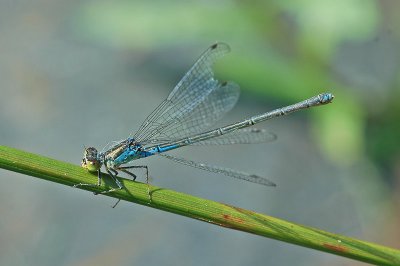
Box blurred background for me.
[0,0,399,265]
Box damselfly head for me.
[81,147,101,172]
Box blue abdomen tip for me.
[321,93,334,103]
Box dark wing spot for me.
[221,81,228,86]
[211,43,218,49]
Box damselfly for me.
[75,43,334,202]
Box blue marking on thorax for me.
[113,143,179,166]
[114,148,140,165]
[113,142,143,165]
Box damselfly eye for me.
[81,147,101,172]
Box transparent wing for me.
[133,43,234,143]
[140,81,240,145]
[193,128,276,145]
[157,153,276,186]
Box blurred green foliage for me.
[1,1,399,265]
[70,0,399,183]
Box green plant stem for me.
[0,145,399,265]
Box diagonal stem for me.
[0,145,399,265]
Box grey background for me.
[0,1,398,265]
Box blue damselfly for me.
[75,43,334,204]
